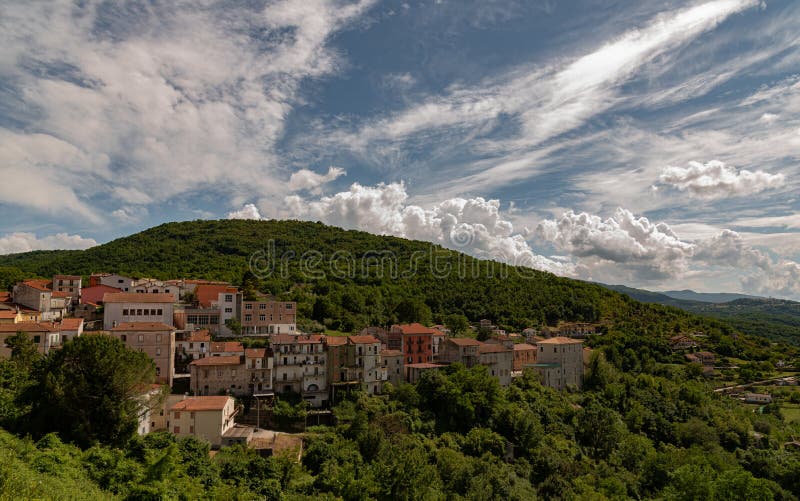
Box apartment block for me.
[110,322,176,386]
[103,292,175,330]
[271,334,327,407]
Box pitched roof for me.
[513,343,537,351]
[0,322,59,333]
[348,335,380,344]
[81,285,123,304]
[195,284,238,308]
[185,329,211,342]
[170,396,233,412]
[210,341,244,353]
[111,322,175,331]
[0,311,19,319]
[51,291,72,298]
[406,363,444,369]
[447,337,482,346]
[102,292,175,303]
[271,334,324,344]
[478,343,511,354]
[53,275,81,280]
[190,355,242,366]
[393,323,437,335]
[325,336,348,346]
[59,318,84,330]
[21,279,52,292]
[380,349,403,357]
[536,336,583,345]
[245,348,267,358]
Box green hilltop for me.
[0,219,782,359]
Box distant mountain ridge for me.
[602,283,800,346]
[660,290,761,303]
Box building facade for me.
[533,337,584,390]
[271,334,327,407]
[102,292,175,330]
[110,322,176,386]
[168,396,237,448]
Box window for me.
[165,289,170,293]
[123,309,129,315]
[121,335,127,342]
[156,335,162,342]
[173,426,180,433]
[137,309,143,316]
[189,425,194,433]
[138,335,144,342]
[174,411,181,419]
[259,314,266,321]
[285,303,293,309]
[156,348,161,356]
[225,307,232,313]
[225,294,233,302]
[231,369,237,376]
[259,303,266,310]
[156,367,161,376]
[118,279,124,283]
[245,303,253,310]
[216,369,223,377]
[157,309,163,316]
[245,314,252,322]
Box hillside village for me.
[0,272,603,446]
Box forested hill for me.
[0,220,765,349]
[603,284,800,346]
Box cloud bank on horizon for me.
[1,0,799,299]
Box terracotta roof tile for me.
[190,355,243,366]
[210,341,244,353]
[536,336,583,345]
[348,335,380,344]
[393,323,437,335]
[170,396,233,412]
[447,337,482,346]
[245,348,267,358]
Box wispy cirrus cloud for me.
[0,0,375,223]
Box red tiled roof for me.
[380,349,403,357]
[0,322,59,333]
[53,275,81,280]
[210,341,244,353]
[59,318,84,330]
[513,343,537,351]
[81,285,123,305]
[0,311,18,319]
[478,344,511,354]
[348,335,380,344]
[447,337,482,346]
[245,348,267,358]
[393,323,437,335]
[186,329,211,342]
[111,322,174,331]
[170,396,233,411]
[325,336,348,346]
[51,291,72,298]
[536,336,583,345]
[195,284,238,308]
[271,334,324,344]
[190,355,242,366]
[0,292,10,302]
[405,363,444,369]
[22,279,52,292]
[103,292,175,303]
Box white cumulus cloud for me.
[658,160,785,199]
[227,204,263,220]
[0,232,97,255]
[288,166,346,193]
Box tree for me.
[444,314,470,336]
[6,331,41,369]
[224,317,243,336]
[26,335,156,447]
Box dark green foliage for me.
[25,335,157,448]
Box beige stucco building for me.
[533,337,584,390]
[168,396,237,448]
[110,322,176,386]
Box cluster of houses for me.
[1,272,596,447]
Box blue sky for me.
[1,0,799,298]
